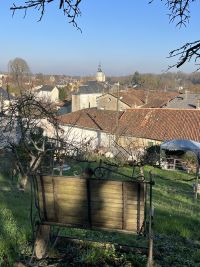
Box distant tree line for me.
[6,57,200,96]
[110,71,200,93]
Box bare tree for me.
[0,91,59,190]
[8,57,31,90]
[10,0,200,70]
[0,90,98,189]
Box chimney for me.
[197,99,200,109]
[145,90,149,104]
[185,89,189,100]
[145,94,148,104]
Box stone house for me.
[97,92,144,111]
[72,65,111,112]
[58,108,200,153]
[96,89,179,111]
[36,85,59,102]
[72,80,109,112]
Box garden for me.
[0,154,200,267]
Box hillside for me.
[0,164,200,266]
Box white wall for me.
[37,86,59,102]
[61,125,112,150]
[80,93,102,109]
[72,93,103,112]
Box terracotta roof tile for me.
[112,92,144,107]
[59,108,122,132]
[121,89,178,108]
[119,108,200,142]
[59,108,200,142]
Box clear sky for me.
[0,0,199,76]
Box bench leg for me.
[34,224,51,259]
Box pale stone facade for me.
[72,93,102,112]
[37,85,59,102]
[96,64,105,82]
[97,93,129,111]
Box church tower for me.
[96,64,106,82]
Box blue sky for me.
[0,0,199,75]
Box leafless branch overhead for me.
[167,40,200,70]
[11,0,82,30]
[150,0,194,27]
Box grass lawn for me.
[0,163,200,266]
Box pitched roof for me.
[59,108,200,142]
[59,108,122,132]
[164,93,200,109]
[38,85,56,92]
[75,80,109,95]
[142,98,167,108]
[119,108,200,142]
[113,92,144,107]
[117,89,178,108]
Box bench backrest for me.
[36,175,146,233]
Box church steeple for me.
[98,63,102,72]
[96,63,106,82]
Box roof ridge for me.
[127,107,200,111]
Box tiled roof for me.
[59,108,123,132]
[142,98,166,108]
[120,89,178,108]
[59,108,200,142]
[119,108,200,142]
[112,92,144,107]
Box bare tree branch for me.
[167,40,200,70]
[10,0,82,30]
[9,1,200,70]
[150,0,194,27]
[149,1,199,70]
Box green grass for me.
[145,166,200,267]
[0,173,32,266]
[0,162,200,266]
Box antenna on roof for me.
[115,82,120,143]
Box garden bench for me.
[33,173,151,260]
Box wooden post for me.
[147,172,154,267]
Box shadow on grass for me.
[0,171,32,265]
